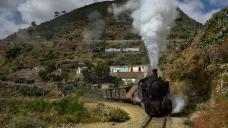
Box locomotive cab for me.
[138,69,172,117]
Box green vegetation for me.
[169,8,201,50]
[159,8,228,128]
[5,46,21,59]
[19,86,50,97]
[0,97,129,126]
[5,43,33,59]
[160,8,228,104]
[8,116,46,128]
[103,108,130,122]
[82,61,113,84]
[54,97,86,115]
[199,8,228,50]
[0,97,87,125]
[1,1,227,127]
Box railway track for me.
[143,116,168,128]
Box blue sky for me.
[203,0,223,11]
[0,0,227,39]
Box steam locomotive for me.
[102,69,172,117]
[138,69,172,117]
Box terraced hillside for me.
[0,0,202,99]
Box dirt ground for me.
[74,101,189,128]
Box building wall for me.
[110,66,129,73]
[123,48,140,52]
[128,65,147,73]
[110,65,149,85]
[104,48,140,52]
[76,67,87,74]
[110,65,148,73]
[105,48,121,52]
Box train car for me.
[102,86,132,101]
[92,47,105,52]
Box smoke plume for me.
[83,10,106,41]
[112,0,178,68]
[171,96,186,114]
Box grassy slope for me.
[1,0,200,71]
[160,8,228,112]
[0,0,205,98]
[194,9,228,128]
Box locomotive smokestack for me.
[152,69,158,79]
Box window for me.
[139,67,141,72]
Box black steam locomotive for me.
[138,69,172,117]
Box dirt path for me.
[75,101,188,128]
[76,102,148,128]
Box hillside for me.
[0,1,227,127]
[0,0,200,76]
[160,8,228,127]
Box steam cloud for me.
[83,10,106,41]
[112,0,178,68]
[171,96,186,114]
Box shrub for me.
[15,78,35,84]
[0,75,8,81]
[91,103,105,115]
[8,116,46,128]
[224,90,228,99]
[72,86,103,99]
[54,97,86,116]
[41,49,59,62]
[29,98,49,112]
[19,86,49,97]
[82,61,111,84]
[39,69,50,81]
[5,46,21,59]
[113,77,124,87]
[57,82,77,95]
[103,108,130,122]
[56,115,80,124]
[194,92,228,128]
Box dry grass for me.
[194,93,228,128]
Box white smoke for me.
[112,0,178,68]
[83,10,106,41]
[171,96,186,114]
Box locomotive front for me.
[138,69,172,117]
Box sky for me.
[0,0,227,39]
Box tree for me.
[39,69,50,82]
[54,11,60,17]
[5,46,21,59]
[82,61,95,83]
[93,62,110,83]
[82,61,111,84]
[31,21,37,27]
[62,10,67,14]
[113,77,124,87]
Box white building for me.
[76,67,87,75]
[128,65,148,73]
[110,65,149,85]
[110,65,149,73]
[123,48,140,52]
[105,48,121,52]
